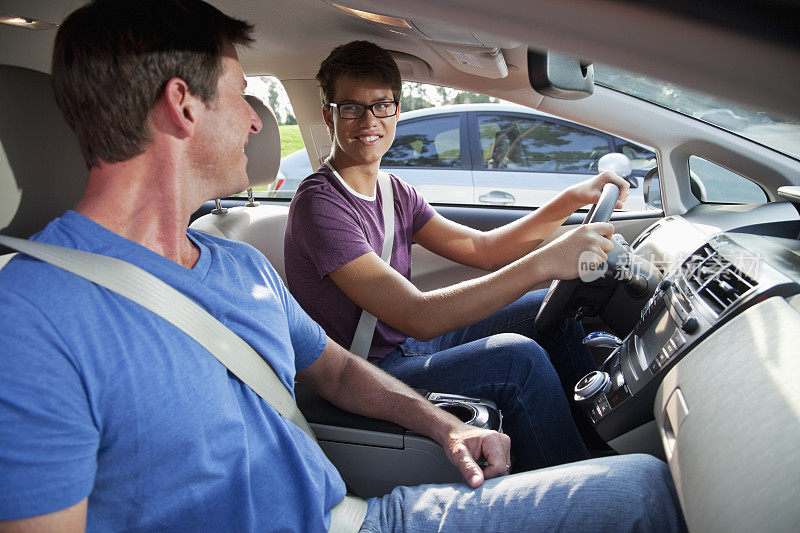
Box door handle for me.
[479,191,515,205]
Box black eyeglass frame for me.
[329,101,399,119]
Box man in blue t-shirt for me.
[0,1,686,531]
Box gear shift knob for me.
[582,331,623,349]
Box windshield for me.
[595,65,800,161]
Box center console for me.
[576,231,800,441]
[296,384,502,498]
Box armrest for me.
[294,383,405,435]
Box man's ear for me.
[161,77,200,136]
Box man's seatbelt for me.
[0,234,368,533]
[349,171,394,359]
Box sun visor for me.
[430,42,508,79]
[388,51,432,79]
[528,49,594,100]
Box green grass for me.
[279,125,304,157]
[243,125,305,195]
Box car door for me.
[380,112,473,204]
[469,110,625,208]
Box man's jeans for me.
[360,454,686,532]
[377,289,597,471]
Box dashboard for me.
[581,201,800,532]
[582,229,800,438]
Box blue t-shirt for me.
[0,211,346,531]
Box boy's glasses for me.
[329,101,399,119]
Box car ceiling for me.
[1,0,799,118]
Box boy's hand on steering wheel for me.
[537,223,616,280]
[568,171,630,210]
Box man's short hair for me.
[52,0,254,168]
[316,41,401,107]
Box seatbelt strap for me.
[0,252,17,270]
[0,234,368,532]
[349,171,394,359]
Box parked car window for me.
[615,140,657,172]
[265,100,651,210]
[382,115,461,167]
[477,114,611,173]
[689,156,768,204]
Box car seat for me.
[0,65,88,258]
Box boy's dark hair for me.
[52,0,254,168]
[316,41,401,107]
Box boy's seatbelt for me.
[0,234,368,533]
[349,171,394,359]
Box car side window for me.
[689,156,768,204]
[382,116,461,167]
[477,114,611,173]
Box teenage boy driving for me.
[285,41,631,471]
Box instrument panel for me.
[578,230,800,441]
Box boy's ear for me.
[322,104,334,135]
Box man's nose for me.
[249,104,263,133]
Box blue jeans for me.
[361,454,687,532]
[377,290,596,471]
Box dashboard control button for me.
[649,360,660,373]
[671,330,686,347]
[681,316,699,334]
[664,341,676,356]
[574,370,612,403]
[597,396,611,415]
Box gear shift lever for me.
[582,331,623,349]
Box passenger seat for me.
[0,65,88,254]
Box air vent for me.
[680,244,757,315]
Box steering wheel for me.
[533,183,621,332]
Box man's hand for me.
[567,170,631,210]
[443,425,512,488]
[537,222,615,280]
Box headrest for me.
[0,65,87,240]
[244,94,281,189]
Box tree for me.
[400,82,500,111]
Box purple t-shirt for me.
[285,163,435,360]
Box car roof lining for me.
[1,0,798,118]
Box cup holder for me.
[427,392,502,431]
[437,402,478,424]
